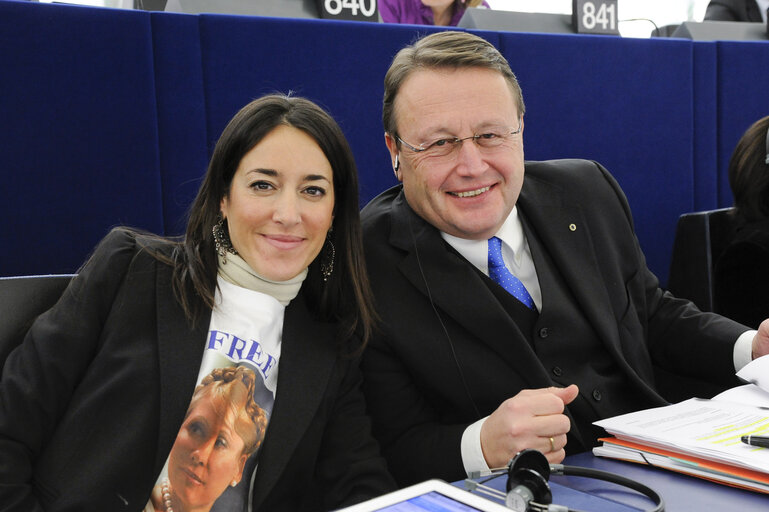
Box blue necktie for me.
[488,236,535,310]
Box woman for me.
[379,0,489,27]
[714,115,769,329]
[0,94,394,511]
[148,367,267,512]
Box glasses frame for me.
[394,117,523,156]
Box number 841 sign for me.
[572,0,619,35]
[317,0,378,21]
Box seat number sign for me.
[572,0,619,35]
[317,0,378,21]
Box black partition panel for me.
[673,20,768,41]
[458,8,574,34]
[164,0,320,18]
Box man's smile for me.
[449,185,491,198]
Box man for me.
[359,31,769,487]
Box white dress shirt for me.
[441,206,756,476]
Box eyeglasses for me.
[394,118,522,160]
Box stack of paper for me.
[593,355,769,493]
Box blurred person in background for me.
[379,0,490,26]
[715,115,769,329]
[704,0,767,22]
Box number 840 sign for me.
[318,0,378,21]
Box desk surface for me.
[561,452,768,511]
[467,452,768,511]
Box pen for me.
[740,435,769,448]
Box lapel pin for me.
[569,223,577,232]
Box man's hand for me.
[752,319,769,359]
[479,385,579,469]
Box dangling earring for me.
[320,230,335,282]
[213,214,238,264]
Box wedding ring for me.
[549,436,556,452]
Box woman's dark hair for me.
[175,94,375,351]
[729,115,769,223]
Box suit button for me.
[538,327,549,338]
[552,366,563,377]
[592,389,602,401]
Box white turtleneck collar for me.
[217,252,307,306]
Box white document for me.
[594,397,769,474]
[737,352,769,391]
[596,354,769,474]
[712,353,769,407]
[713,384,769,408]
[593,355,769,488]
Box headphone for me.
[467,449,664,512]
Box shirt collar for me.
[441,206,524,274]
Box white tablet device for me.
[337,479,511,512]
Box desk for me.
[466,452,768,511]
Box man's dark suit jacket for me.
[360,159,748,486]
[0,229,393,511]
[704,0,763,22]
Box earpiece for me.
[394,154,400,176]
[407,210,482,419]
[471,449,666,512]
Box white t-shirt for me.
[145,276,284,512]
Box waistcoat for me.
[483,218,657,451]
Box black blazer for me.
[360,159,748,485]
[704,0,763,21]
[0,229,393,511]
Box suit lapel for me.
[388,192,551,389]
[518,173,623,360]
[153,263,209,473]
[250,292,337,509]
